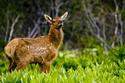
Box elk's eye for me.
[52,19,56,23]
[59,21,63,24]
[52,21,55,23]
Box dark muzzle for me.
[58,22,63,29]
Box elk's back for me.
[5,36,58,63]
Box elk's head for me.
[44,12,68,29]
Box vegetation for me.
[1,46,125,82]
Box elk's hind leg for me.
[9,61,17,72]
[6,56,16,72]
[39,62,51,73]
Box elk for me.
[4,12,68,73]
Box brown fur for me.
[4,16,65,73]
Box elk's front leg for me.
[40,62,51,73]
[16,61,28,71]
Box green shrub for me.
[110,46,125,61]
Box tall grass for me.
[0,47,125,83]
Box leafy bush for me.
[110,46,125,61]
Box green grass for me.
[0,47,125,83]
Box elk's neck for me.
[48,27,64,49]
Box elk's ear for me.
[61,12,68,20]
[44,14,52,23]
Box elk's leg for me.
[16,62,28,71]
[40,62,51,73]
[8,57,12,71]
[7,56,16,72]
[9,61,17,72]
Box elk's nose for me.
[59,24,62,28]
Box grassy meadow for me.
[0,47,125,83]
